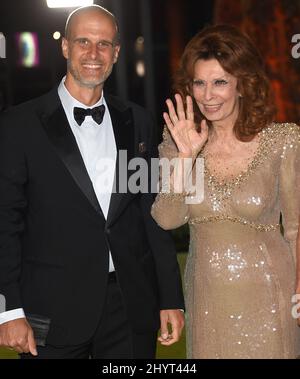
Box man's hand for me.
[158,309,185,346]
[0,318,37,355]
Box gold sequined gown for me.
[151,123,300,359]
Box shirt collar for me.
[58,76,106,124]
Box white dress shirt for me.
[0,77,117,324]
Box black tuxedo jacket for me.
[0,88,184,346]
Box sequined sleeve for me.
[151,127,190,230]
[279,123,300,262]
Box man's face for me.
[62,11,120,89]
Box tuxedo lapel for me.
[38,91,104,217]
[106,96,135,227]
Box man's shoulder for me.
[0,87,59,123]
[105,94,153,120]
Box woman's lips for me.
[202,104,223,113]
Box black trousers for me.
[21,273,158,359]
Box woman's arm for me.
[151,95,208,230]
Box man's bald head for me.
[65,5,120,44]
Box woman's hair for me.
[174,24,276,141]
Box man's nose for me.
[87,43,99,59]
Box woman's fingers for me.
[166,95,189,123]
[166,99,178,124]
[163,112,174,131]
[186,96,194,121]
[164,96,196,136]
[175,94,186,121]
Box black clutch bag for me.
[26,314,51,347]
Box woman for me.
[151,24,300,358]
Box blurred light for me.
[47,0,94,8]
[53,31,61,40]
[136,60,145,77]
[16,32,40,68]
[135,36,144,54]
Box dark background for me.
[0,0,214,119]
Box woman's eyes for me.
[193,80,205,87]
[214,79,228,86]
[193,79,228,87]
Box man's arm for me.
[0,113,27,311]
[0,112,37,355]
[0,309,25,324]
[138,110,185,344]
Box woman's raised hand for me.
[163,94,208,159]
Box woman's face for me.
[192,59,240,127]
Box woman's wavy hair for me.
[174,24,276,141]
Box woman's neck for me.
[209,121,236,145]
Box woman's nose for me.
[203,84,214,101]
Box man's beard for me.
[67,60,112,89]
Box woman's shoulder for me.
[261,122,300,147]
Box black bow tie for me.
[73,105,105,126]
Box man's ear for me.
[113,45,121,64]
[61,37,69,60]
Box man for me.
[0,5,184,359]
